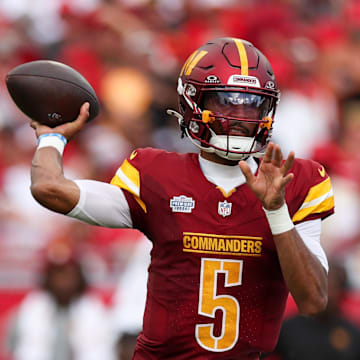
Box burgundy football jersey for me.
[110,148,334,360]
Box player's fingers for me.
[51,103,89,140]
[281,151,295,175]
[239,160,255,185]
[263,142,274,163]
[272,144,283,167]
[280,172,294,187]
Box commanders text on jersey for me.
[183,232,262,256]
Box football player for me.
[30,38,334,359]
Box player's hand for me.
[30,102,90,141]
[239,142,294,210]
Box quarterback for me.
[30,38,334,359]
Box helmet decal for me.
[185,84,197,97]
[227,75,260,87]
[205,75,221,84]
[233,38,249,75]
[180,50,208,77]
[180,50,197,77]
[265,81,276,89]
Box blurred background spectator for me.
[111,236,151,360]
[269,260,360,360]
[5,242,115,360]
[1,0,360,359]
[114,332,138,360]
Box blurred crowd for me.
[1,0,360,359]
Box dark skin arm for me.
[239,143,328,315]
[30,103,90,214]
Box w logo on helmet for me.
[180,50,208,76]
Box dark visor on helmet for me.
[200,91,271,120]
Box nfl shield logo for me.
[218,200,232,217]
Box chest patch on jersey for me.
[218,200,232,217]
[170,195,195,213]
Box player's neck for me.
[199,150,240,166]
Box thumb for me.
[67,102,90,133]
[76,102,90,126]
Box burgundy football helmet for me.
[168,37,280,160]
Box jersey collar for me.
[198,155,258,193]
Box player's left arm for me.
[239,143,328,316]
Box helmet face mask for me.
[201,91,271,136]
[176,37,280,161]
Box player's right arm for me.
[30,103,133,229]
[31,145,79,214]
[30,103,90,214]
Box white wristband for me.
[263,203,295,235]
[37,133,67,155]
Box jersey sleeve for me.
[288,159,334,224]
[110,149,148,231]
[67,180,132,228]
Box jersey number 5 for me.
[196,258,243,352]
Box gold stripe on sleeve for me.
[292,178,334,222]
[301,177,332,205]
[292,196,334,223]
[111,174,147,213]
[110,159,147,213]
[120,159,140,189]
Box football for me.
[5,60,100,127]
